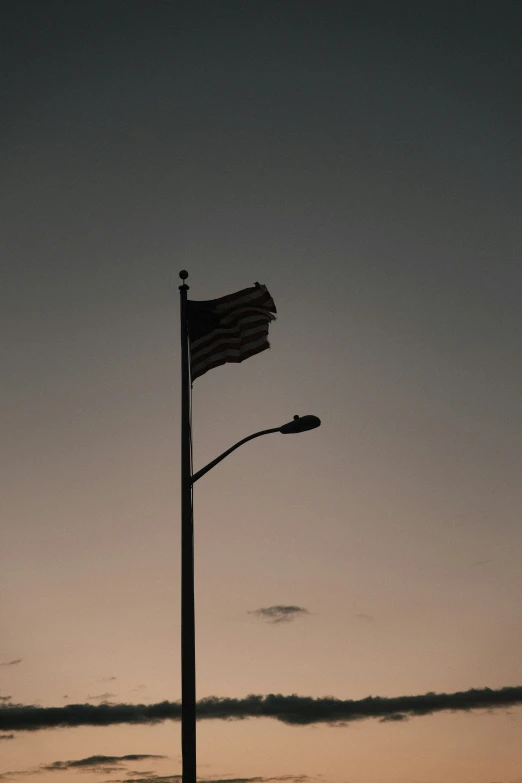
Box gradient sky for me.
[1,2,522,782]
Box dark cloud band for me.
[2,686,522,732]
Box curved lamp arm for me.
[191,414,321,485]
[191,427,280,484]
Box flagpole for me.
[179,270,196,783]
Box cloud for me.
[249,606,309,623]
[43,754,166,771]
[0,660,22,667]
[1,772,308,783]
[0,754,167,780]
[3,686,522,732]
[0,734,15,740]
[110,776,309,783]
[202,777,310,783]
[110,778,181,783]
[0,697,12,703]
[379,713,407,722]
[202,777,309,783]
[87,693,117,701]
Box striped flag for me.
[187,283,277,381]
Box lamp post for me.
[182,413,321,783]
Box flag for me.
[187,283,277,381]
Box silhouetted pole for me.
[179,270,196,783]
[178,272,319,783]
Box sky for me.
[1,1,521,781]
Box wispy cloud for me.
[0,754,167,779]
[0,660,22,667]
[202,777,310,783]
[0,762,311,783]
[109,776,309,783]
[0,697,12,703]
[110,777,180,783]
[87,693,117,701]
[0,734,14,741]
[249,606,309,623]
[43,754,166,771]
[2,686,522,732]
[379,713,407,722]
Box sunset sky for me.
[1,2,522,782]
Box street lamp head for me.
[279,414,321,434]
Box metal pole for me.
[179,270,196,783]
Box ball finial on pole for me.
[179,270,189,291]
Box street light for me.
[279,414,321,434]
[191,414,321,484]
[179,273,322,783]
[183,413,319,781]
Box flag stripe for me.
[214,292,274,314]
[191,316,273,355]
[191,326,270,369]
[219,305,275,325]
[191,338,270,380]
[209,285,275,310]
